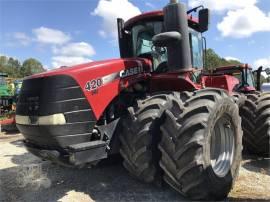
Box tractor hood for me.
[29,58,151,80]
[16,57,152,166]
[21,58,152,119]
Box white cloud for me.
[91,0,141,39]
[225,56,240,62]
[13,32,32,46]
[190,0,270,38]
[33,27,71,45]
[145,2,156,9]
[52,56,92,68]
[189,0,257,13]
[51,42,95,68]
[52,42,95,57]
[248,40,256,45]
[254,57,270,68]
[98,30,107,38]
[217,5,270,38]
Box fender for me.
[201,75,239,94]
[29,58,152,120]
[150,72,200,92]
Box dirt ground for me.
[0,132,269,202]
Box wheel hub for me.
[210,115,235,177]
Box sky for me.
[0,0,270,69]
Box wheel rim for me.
[210,114,235,177]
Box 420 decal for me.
[85,78,103,91]
[84,66,144,92]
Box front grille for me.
[0,96,12,107]
[16,75,96,148]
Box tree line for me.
[0,56,45,78]
[0,49,252,78]
[205,48,241,69]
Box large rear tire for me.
[119,94,178,183]
[239,94,258,153]
[240,92,270,156]
[159,89,242,200]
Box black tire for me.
[119,93,178,183]
[232,92,246,107]
[240,92,270,156]
[159,88,242,200]
[239,94,258,153]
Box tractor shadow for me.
[0,132,22,142]
[242,155,270,176]
[1,141,185,202]
[10,139,25,148]
[0,130,19,135]
[1,140,269,202]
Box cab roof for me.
[213,64,252,72]
[203,64,252,76]
[124,10,199,31]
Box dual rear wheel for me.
[240,92,270,156]
[119,89,242,200]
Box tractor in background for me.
[15,0,268,200]
[0,73,13,114]
[204,64,270,155]
[0,79,22,132]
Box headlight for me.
[16,114,66,125]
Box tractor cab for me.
[117,7,208,73]
[208,65,256,92]
[207,65,270,93]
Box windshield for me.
[232,69,255,88]
[132,21,163,56]
[0,77,6,85]
[131,21,167,71]
[131,21,204,71]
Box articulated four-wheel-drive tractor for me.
[15,0,269,200]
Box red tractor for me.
[16,0,267,200]
[206,65,270,156]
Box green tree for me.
[20,58,45,77]
[0,56,22,77]
[0,56,8,67]
[205,48,241,70]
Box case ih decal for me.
[120,66,144,78]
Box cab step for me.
[68,140,108,165]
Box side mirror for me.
[152,31,182,47]
[117,18,132,58]
[199,8,210,33]
[265,68,270,75]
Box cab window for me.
[246,70,255,87]
[190,30,203,68]
[131,21,167,71]
[131,21,163,56]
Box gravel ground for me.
[0,132,269,202]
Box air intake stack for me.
[164,0,192,71]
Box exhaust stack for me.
[164,0,192,71]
